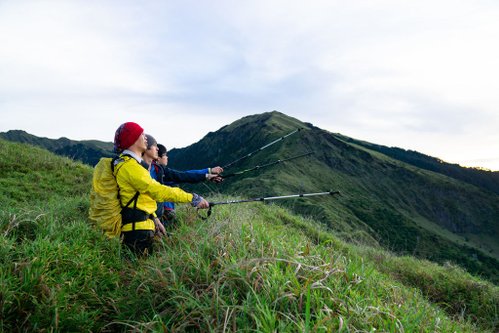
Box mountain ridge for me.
[336,134,499,194]
[0,129,114,166]
[2,112,498,282]
[168,111,499,282]
[2,113,497,190]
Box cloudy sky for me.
[1,1,498,170]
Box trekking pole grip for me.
[196,202,214,220]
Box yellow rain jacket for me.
[114,155,193,232]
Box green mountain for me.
[0,130,114,166]
[336,134,499,195]
[168,111,499,283]
[2,112,498,283]
[1,138,497,332]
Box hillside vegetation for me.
[1,138,498,332]
[336,134,499,195]
[3,114,498,283]
[169,111,499,283]
[0,130,114,166]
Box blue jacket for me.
[150,161,208,215]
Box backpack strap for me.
[123,191,140,209]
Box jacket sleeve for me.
[121,160,193,203]
[186,168,209,174]
[162,166,207,184]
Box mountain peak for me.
[167,111,499,284]
[220,111,309,134]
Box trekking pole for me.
[222,128,302,169]
[198,190,341,219]
[221,152,313,179]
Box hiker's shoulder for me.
[113,154,140,172]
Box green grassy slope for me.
[0,130,114,166]
[1,138,498,332]
[0,139,92,207]
[336,134,499,194]
[168,111,499,283]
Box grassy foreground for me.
[1,199,498,332]
[0,139,498,332]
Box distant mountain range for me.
[2,112,498,282]
[0,130,114,166]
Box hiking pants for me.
[122,230,155,256]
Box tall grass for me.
[1,139,497,332]
[3,196,495,331]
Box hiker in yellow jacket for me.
[113,122,209,255]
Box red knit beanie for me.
[114,122,144,152]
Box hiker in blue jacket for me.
[142,135,223,227]
[158,143,223,225]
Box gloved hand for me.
[191,193,209,209]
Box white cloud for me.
[0,1,163,95]
[0,0,498,170]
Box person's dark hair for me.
[157,144,167,157]
[145,134,157,150]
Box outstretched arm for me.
[162,167,207,184]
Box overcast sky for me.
[1,1,498,170]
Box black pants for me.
[161,209,177,229]
[122,230,155,256]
